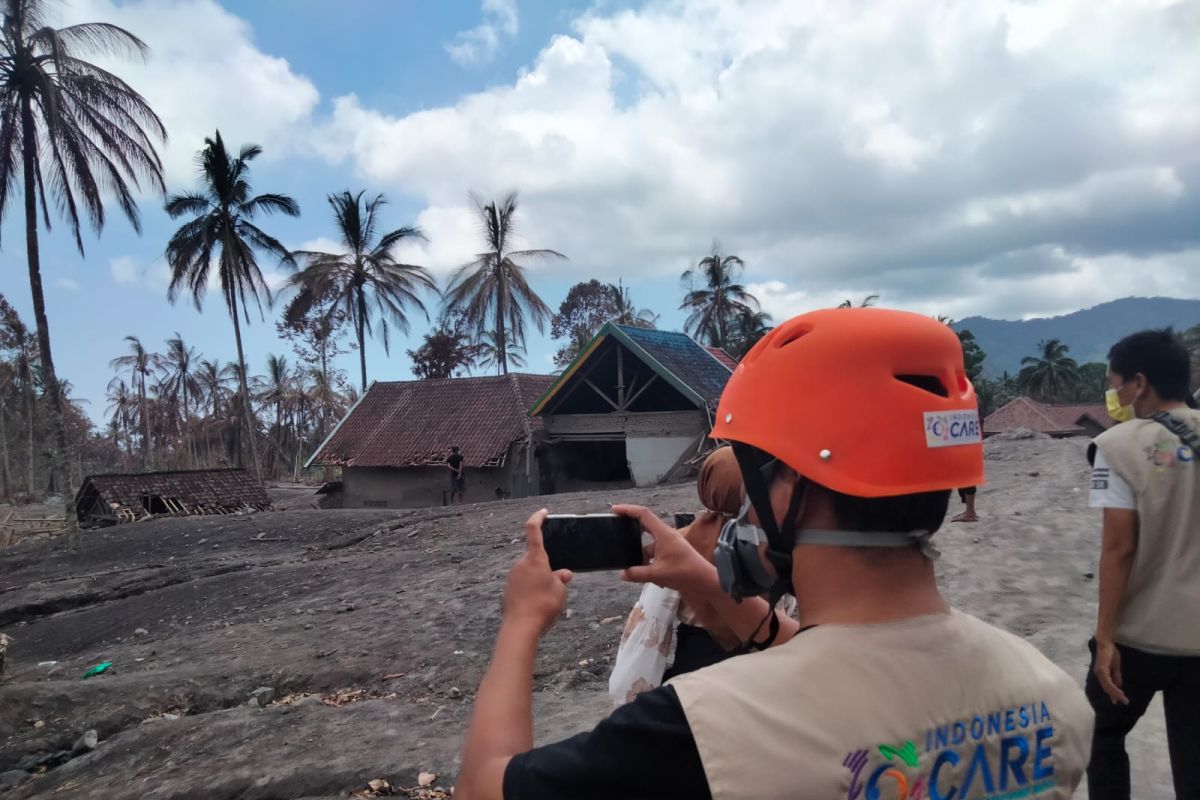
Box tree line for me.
[955,330,1200,420]
[2,1,1195,510]
[0,0,777,502]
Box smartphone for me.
[541,513,643,572]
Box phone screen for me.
[542,514,643,572]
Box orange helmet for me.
[711,308,984,497]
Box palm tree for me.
[105,377,136,466]
[288,190,434,392]
[305,365,342,445]
[253,353,291,477]
[0,0,166,512]
[1019,339,1080,402]
[195,358,232,466]
[164,131,299,480]
[728,308,773,359]
[680,241,759,349]
[838,295,880,308]
[610,280,658,329]
[473,329,527,374]
[1,310,38,495]
[444,192,565,375]
[157,333,201,465]
[110,336,154,469]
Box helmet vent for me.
[896,374,949,398]
[772,323,812,349]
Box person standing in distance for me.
[447,446,466,505]
[453,309,1093,800]
[1087,329,1200,799]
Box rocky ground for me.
[0,438,1172,799]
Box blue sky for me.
[0,0,1196,425]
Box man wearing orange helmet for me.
[455,309,1093,800]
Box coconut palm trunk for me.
[20,100,75,509]
[494,267,512,375]
[0,398,11,502]
[23,375,34,498]
[228,290,262,480]
[356,290,369,391]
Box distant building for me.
[983,397,1115,438]
[74,468,271,528]
[307,373,555,509]
[530,323,733,490]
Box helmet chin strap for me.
[729,443,941,651]
[731,443,808,650]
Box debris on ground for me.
[81,661,113,679]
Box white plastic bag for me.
[607,583,680,706]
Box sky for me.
[0,0,1197,425]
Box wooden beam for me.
[584,378,620,410]
[545,342,611,413]
[623,373,660,409]
[617,347,625,409]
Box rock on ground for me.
[0,442,1173,798]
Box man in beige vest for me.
[456,309,1092,800]
[1087,329,1200,799]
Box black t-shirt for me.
[447,453,464,474]
[503,685,710,800]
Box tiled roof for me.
[705,347,739,371]
[615,326,733,406]
[75,468,271,525]
[983,397,1114,435]
[309,373,556,469]
[530,324,734,414]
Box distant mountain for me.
[953,297,1200,378]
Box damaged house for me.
[307,373,556,509]
[74,468,272,528]
[530,324,734,492]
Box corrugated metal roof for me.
[310,373,556,469]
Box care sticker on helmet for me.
[924,410,982,448]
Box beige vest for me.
[1095,409,1200,654]
[670,610,1092,800]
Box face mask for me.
[1106,387,1135,422]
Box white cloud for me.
[317,0,1199,320]
[54,0,320,189]
[109,256,140,285]
[447,0,520,66]
[109,256,171,290]
[55,277,80,291]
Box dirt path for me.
[0,440,1172,798]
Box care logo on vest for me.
[841,701,1057,800]
[1145,437,1195,470]
[924,411,982,449]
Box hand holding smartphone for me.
[541,513,644,572]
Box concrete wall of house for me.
[341,442,538,509]
[626,436,700,486]
[540,410,707,488]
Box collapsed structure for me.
[982,397,1114,438]
[74,468,272,528]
